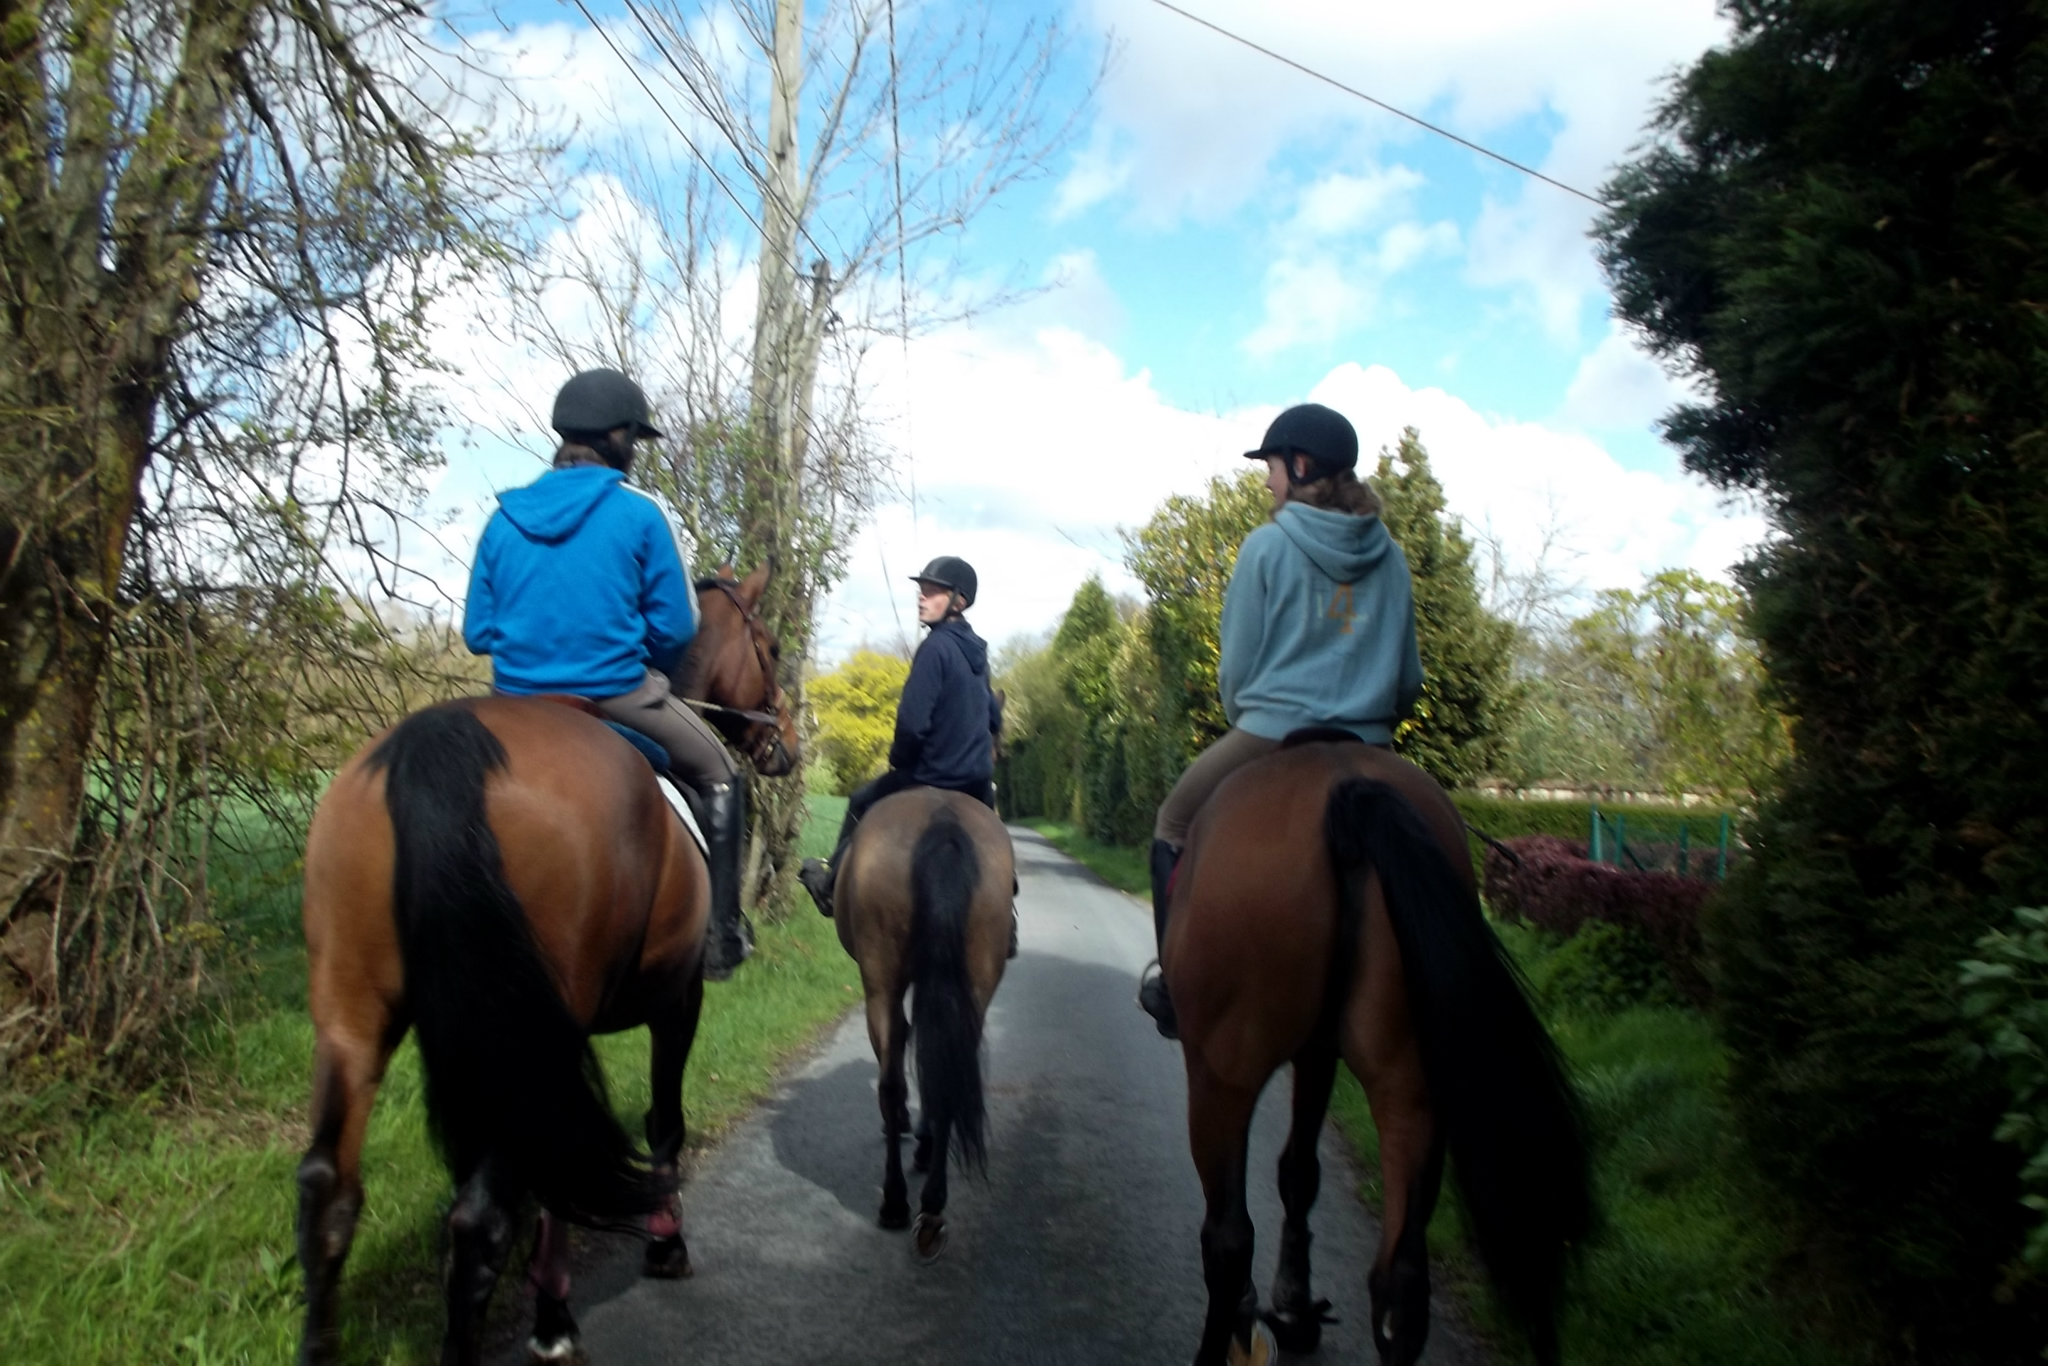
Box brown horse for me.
[294,564,800,1366]
[830,786,1015,1260]
[1167,738,1591,1366]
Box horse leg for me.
[1351,1036,1441,1366]
[441,1159,515,1366]
[871,990,912,1230]
[913,1115,951,1263]
[912,1113,933,1174]
[1187,1063,1264,1366]
[1268,1045,1339,1353]
[642,973,703,1280]
[525,1210,583,1365]
[296,1025,391,1366]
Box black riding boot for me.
[1137,839,1181,1039]
[697,774,753,981]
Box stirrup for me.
[798,858,835,918]
[1137,959,1178,1041]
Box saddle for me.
[1279,726,1372,749]
[529,694,706,857]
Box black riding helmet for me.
[909,555,977,610]
[552,368,665,441]
[1244,402,1357,485]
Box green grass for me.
[0,797,858,1366]
[1325,926,1861,1366]
[1018,818,1149,894]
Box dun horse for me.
[294,564,799,1366]
[830,787,1015,1260]
[1166,737,1591,1366]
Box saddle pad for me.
[602,719,671,774]
[654,777,710,858]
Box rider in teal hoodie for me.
[1139,402,1423,1038]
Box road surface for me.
[497,826,1492,1365]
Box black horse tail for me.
[909,813,988,1173]
[1324,777,1591,1364]
[369,703,663,1226]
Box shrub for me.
[1962,907,2048,1274]
[1526,919,1684,1016]
[1486,835,1714,1007]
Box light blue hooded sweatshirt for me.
[1217,502,1424,743]
[463,466,698,697]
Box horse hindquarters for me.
[907,815,987,1256]
[1323,778,1590,1366]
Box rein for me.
[689,576,784,729]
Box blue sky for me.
[418,0,1757,658]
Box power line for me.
[567,0,780,252]
[616,0,834,269]
[1145,0,1612,209]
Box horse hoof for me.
[879,1202,911,1230]
[642,1234,692,1279]
[912,1212,947,1263]
[1225,1319,1276,1366]
[527,1334,587,1366]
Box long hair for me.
[369,702,663,1225]
[1289,468,1381,516]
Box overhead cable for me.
[1146,0,1613,208]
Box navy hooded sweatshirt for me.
[462,466,698,697]
[889,617,1000,791]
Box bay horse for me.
[829,786,1015,1260]
[294,563,800,1366]
[1166,738,1591,1366]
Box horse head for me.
[679,560,802,777]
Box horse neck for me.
[678,621,752,710]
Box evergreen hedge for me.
[1597,2,2048,1353]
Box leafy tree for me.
[1374,430,1519,787]
[806,650,910,796]
[0,0,534,1058]
[1597,0,2048,1350]
[1126,471,1270,746]
[1566,570,1787,796]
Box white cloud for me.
[1060,0,1727,332]
[1292,165,1426,238]
[814,329,1764,662]
[1242,216,1459,356]
[1560,320,1703,430]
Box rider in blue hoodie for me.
[1138,403,1424,1038]
[797,556,1002,922]
[462,368,754,979]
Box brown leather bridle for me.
[685,576,792,772]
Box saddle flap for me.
[654,777,709,858]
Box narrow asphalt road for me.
[501,827,1491,1366]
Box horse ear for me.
[739,560,772,607]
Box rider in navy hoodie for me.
[463,368,754,979]
[798,555,1001,918]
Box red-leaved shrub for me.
[1483,834,1714,1006]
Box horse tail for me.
[908,813,988,1173]
[1324,776,1591,1362]
[369,703,662,1226]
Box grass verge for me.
[1018,818,1148,894]
[0,796,857,1366]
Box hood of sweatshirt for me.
[497,466,625,543]
[930,617,989,675]
[1273,502,1393,585]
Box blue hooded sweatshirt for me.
[1217,502,1424,743]
[462,466,698,698]
[889,617,1001,792]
